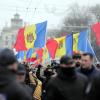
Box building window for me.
[12,35,14,39]
[5,40,8,45]
[6,36,8,40]
[12,41,14,46]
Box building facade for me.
[0,13,23,48]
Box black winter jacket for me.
[45,70,88,100]
[0,67,33,100]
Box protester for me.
[0,48,32,100]
[88,76,100,100]
[42,67,54,99]
[20,62,42,100]
[45,55,88,100]
[77,53,100,81]
[29,68,42,100]
[24,62,31,85]
[96,63,100,69]
[73,53,82,68]
[17,62,43,100]
[32,64,54,100]
[36,64,43,81]
[17,63,33,98]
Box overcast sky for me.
[0,0,100,30]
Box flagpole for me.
[85,38,88,52]
[85,28,90,52]
[88,25,99,63]
[85,29,90,52]
[44,22,48,66]
[87,39,99,63]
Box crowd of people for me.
[0,48,100,100]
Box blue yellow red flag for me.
[78,30,88,52]
[24,24,37,49]
[34,21,47,48]
[55,36,66,58]
[42,47,49,64]
[73,33,80,52]
[14,21,47,51]
[66,34,73,55]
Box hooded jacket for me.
[0,67,33,100]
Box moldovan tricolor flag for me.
[92,22,100,47]
[14,21,47,51]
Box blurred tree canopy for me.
[62,4,91,33]
[48,4,100,36]
[47,3,100,61]
[90,4,100,22]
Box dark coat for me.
[0,67,33,100]
[77,65,100,81]
[45,70,88,100]
[21,83,34,96]
[88,76,100,100]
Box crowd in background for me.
[0,48,100,100]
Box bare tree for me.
[62,4,91,33]
[90,4,100,22]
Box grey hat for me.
[0,48,18,67]
[60,55,73,65]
